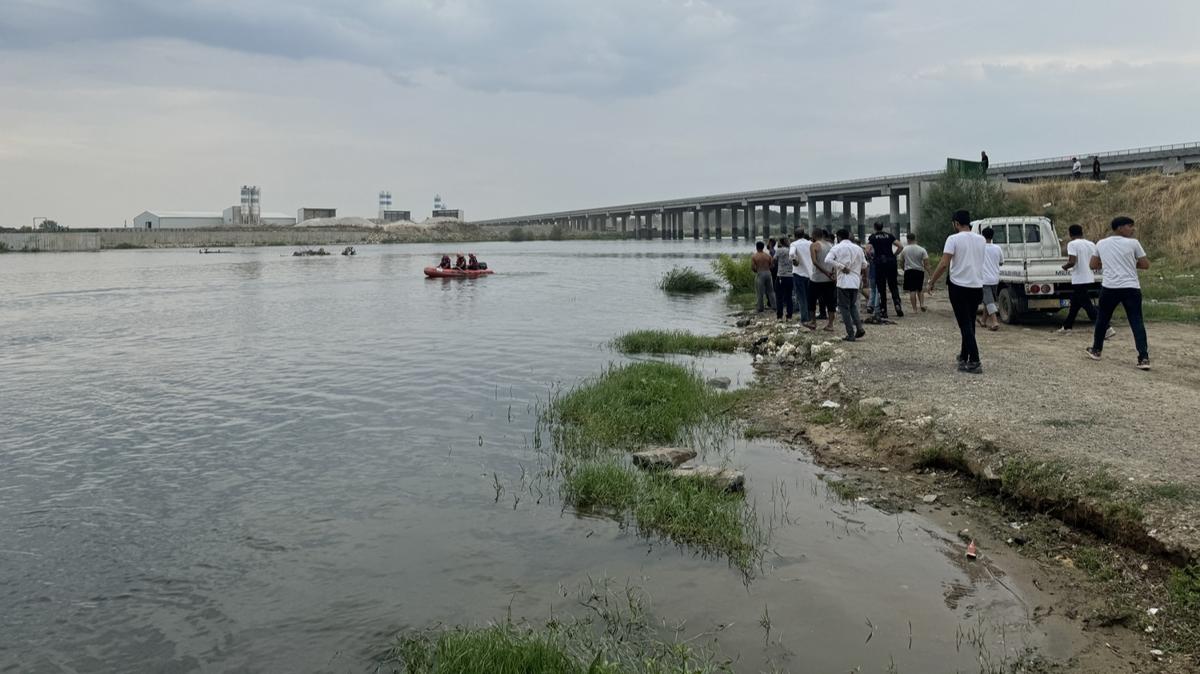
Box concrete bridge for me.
[472,142,1200,241]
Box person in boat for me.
[439,254,452,269]
[455,254,467,270]
[467,253,479,270]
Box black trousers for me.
[1062,282,1098,329]
[776,276,794,318]
[874,258,901,315]
[948,281,983,363]
[1092,288,1149,360]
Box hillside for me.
[1011,171,1200,261]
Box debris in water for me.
[922,494,938,504]
[966,540,978,560]
[820,400,841,409]
[957,528,971,543]
[1150,649,1165,657]
[1148,607,1161,616]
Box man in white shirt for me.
[789,229,815,328]
[824,228,867,342]
[1057,224,1109,336]
[1071,157,1082,180]
[928,210,987,373]
[980,227,1004,330]
[1086,216,1151,370]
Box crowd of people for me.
[748,209,1152,373]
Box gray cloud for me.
[0,0,741,96]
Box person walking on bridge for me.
[825,229,867,342]
[751,241,776,313]
[928,210,986,374]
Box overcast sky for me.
[2,0,1198,227]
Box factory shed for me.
[131,211,223,230]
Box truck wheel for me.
[998,288,1022,324]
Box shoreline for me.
[720,306,1199,671]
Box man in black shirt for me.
[867,222,904,318]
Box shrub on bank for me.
[612,329,736,356]
[919,172,1025,252]
[658,266,720,293]
[711,254,754,293]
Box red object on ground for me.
[424,266,494,278]
[966,541,978,559]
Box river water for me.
[1,241,1042,672]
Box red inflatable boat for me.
[424,266,494,278]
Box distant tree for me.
[38,219,65,231]
[547,225,565,241]
[919,173,1024,252]
[508,227,528,242]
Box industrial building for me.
[134,185,295,229]
[431,194,462,220]
[378,191,411,222]
[131,211,224,229]
[297,207,337,223]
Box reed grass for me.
[562,458,760,570]
[711,254,754,293]
[658,267,720,293]
[547,362,723,451]
[380,579,731,674]
[611,330,736,356]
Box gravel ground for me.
[754,294,1200,559]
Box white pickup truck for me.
[970,216,1101,324]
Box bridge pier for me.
[742,205,750,241]
[889,193,901,236]
[907,179,924,234]
[822,200,832,232]
[807,201,817,234]
[857,201,866,241]
[715,207,723,240]
[842,200,852,238]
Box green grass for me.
[611,330,736,356]
[561,460,639,510]
[562,458,760,569]
[379,590,731,674]
[1072,546,1118,582]
[1144,483,1198,502]
[658,267,720,293]
[547,362,724,451]
[824,479,860,501]
[1169,564,1200,613]
[711,254,754,293]
[386,623,591,674]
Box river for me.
[1,241,1041,672]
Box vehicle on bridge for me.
[971,216,1100,324]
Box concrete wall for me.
[99,229,376,249]
[1,232,101,252]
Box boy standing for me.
[1086,216,1151,370]
[980,227,1004,330]
[900,233,929,313]
[1057,224,1109,336]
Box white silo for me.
[379,191,392,219]
[250,186,261,225]
[240,185,252,225]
